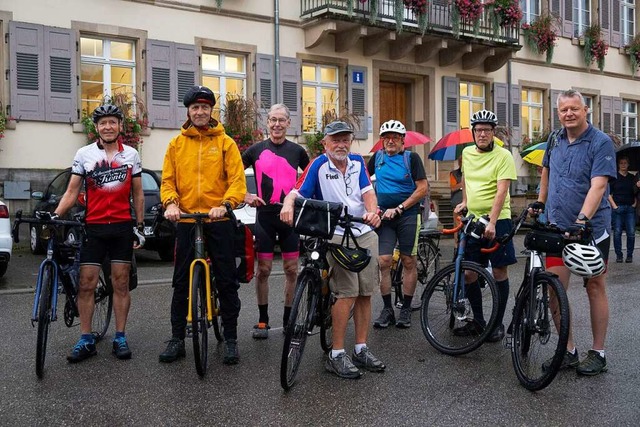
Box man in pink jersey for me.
[55,104,144,363]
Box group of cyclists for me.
[53,85,612,379]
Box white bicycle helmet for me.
[470,110,498,127]
[379,120,406,136]
[562,243,605,278]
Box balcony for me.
[301,0,521,71]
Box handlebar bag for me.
[524,230,565,253]
[293,198,344,239]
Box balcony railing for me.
[301,0,519,45]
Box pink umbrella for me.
[370,130,432,153]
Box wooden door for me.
[379,81,407,127]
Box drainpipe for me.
[506,59,512,151]
[274,0,280,103]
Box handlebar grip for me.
[442,222,463,235]
[480,242,500,254]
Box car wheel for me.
[30,225,45,255]
[0,262,7,278]
[157,244,174,262]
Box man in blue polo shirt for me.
[537,89,616,376]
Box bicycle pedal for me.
[504,335,513,349]
[186,326,193,338]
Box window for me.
[80,37,136,115]
[584,95,593,124]
[302,64,339,133]
[572,0,590,38]
[623,100,638,145]
[621,0,636,46]
[459,82,485,128]
[521,89,544,141]
[202,53,247,121]
[520,0,540,24]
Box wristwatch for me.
[577,213,589,221]
[397,204,405,213]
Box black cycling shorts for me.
[255,209,300,259]
[80,222,134,266]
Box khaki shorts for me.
[327,230,379,298]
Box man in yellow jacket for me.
[159,85,247,365]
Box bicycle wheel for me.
[36,264,54,379]
[319,291,333,353]
[511,272,569,391]
[280,271,315,390]
[211,282,223,342]
[413,239,440,310]
[391,260,404,309]
[420,261,498,356]
[92,271,113,340]
[191,264,208,377]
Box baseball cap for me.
[324,121,354,136]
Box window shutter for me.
[600,95,613,133]
[255,54,274,131]
[44,27,77,123]
[550,89,563,130]
[611,0,621,47]
[493,82,508,126]
[551,0,561,16]
[348,65,368,140]
[562,0,574,38]
[9,21,45,120]
[612,97,622,138]
[146,39,175,129]
[600,0,611,44]
[510,84,522,146]
[175,43,198,128]
[279,56,302,137]
[442,76,460,135]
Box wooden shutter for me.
[600,95,613,133]
[175,43,198,128]
[613,97,622,138]
[9,21,45,120]
[600,0,611,44]
[255,54,274,131]
[550,0,561,16]
[562,0,574,38]
[510,84,522,146]
[44,27,77,122]
[442,76,460,135]
[493,82,508,126]
[550,89,563,130]
[348,65,367,140]
[611,0,621,47]
[146,39,175,129]
[280,56,302,137]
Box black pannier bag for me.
[293,198,344,239]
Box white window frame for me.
[522,88,544,140]
[459,81,485,129]
[80,37,136,114]
[621,0,636,46]
[202,52,247,121]
[573,0,591,38]
[302,63,339,133]
[623,100,638,145]
[519,0,540,24]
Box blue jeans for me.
[612,205,636,259]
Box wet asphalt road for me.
[1,235,639,425]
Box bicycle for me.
[389,227,441,310]
[183,208,235,377]
[420,211,500,355]
[505,208,571,391]
[12,210,113,378]
[280,206,365,390]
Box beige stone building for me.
[0,0,638,217]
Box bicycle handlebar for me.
[12,210,83,244]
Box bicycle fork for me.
[452,234,470,320]
[31,259,60,326]
[187,258,213,323]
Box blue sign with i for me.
[352,71,364,84]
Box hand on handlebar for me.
[483,221,496,241]
[133,226,145,249]
[528,201,545,216]
[564,222,592,242]
[35,211,59,221]
[164,204,182,222]
[363,211,381,228]
[208,206,228,220]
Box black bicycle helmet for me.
[183,85,216,108]
[329,244,371,273]
[92,104,124,124]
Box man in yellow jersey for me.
[454,110,517,343]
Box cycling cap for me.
[470,110,498,127]
[562,243,605,278]
[92,104,124,124]
[183,85,216,108]
[329,244,371,273]
[379,120,406,136]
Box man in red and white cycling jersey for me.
[55,104,144,363]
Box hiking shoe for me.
[223,339,239,365]
[325,352,362,379]
[252,323,270,339]
[67,338,97,363]
[112,336,132,360]
[159,338,185,363]
[486,324,505,343]
[542,348,579,372]
[352,346,386,372]
[396,307,412,329]
[616,257,623,263]
[373,307,396,329]
[626,256,633,263]
[452,319,484,337]
[576,350,607,376]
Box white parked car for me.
[0,200,13,278]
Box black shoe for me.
[223,339,239,365]
[616,257,623,263]
[452,319,484,337]
[396,307,412,329]
[67,338,97,363]
[112,336,132,360]
[159,338,185,363]
[486,324,505,343]
[625,257,633,263]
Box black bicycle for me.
[13,210,113,378]
[280,204,365,390]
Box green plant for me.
[582,24,608,72]
[221,95,264,153]
[521,13,559,64]
[451,0,484,37]
[81,92,148,150]
[626,33,640,75]
[487,0,522,36]
[304,109,363,159]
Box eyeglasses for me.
[268,117,288,124]
[382,135,403,143]
[344,172,353,196]
[473,128,494,135]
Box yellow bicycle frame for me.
[187,258,213,322]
